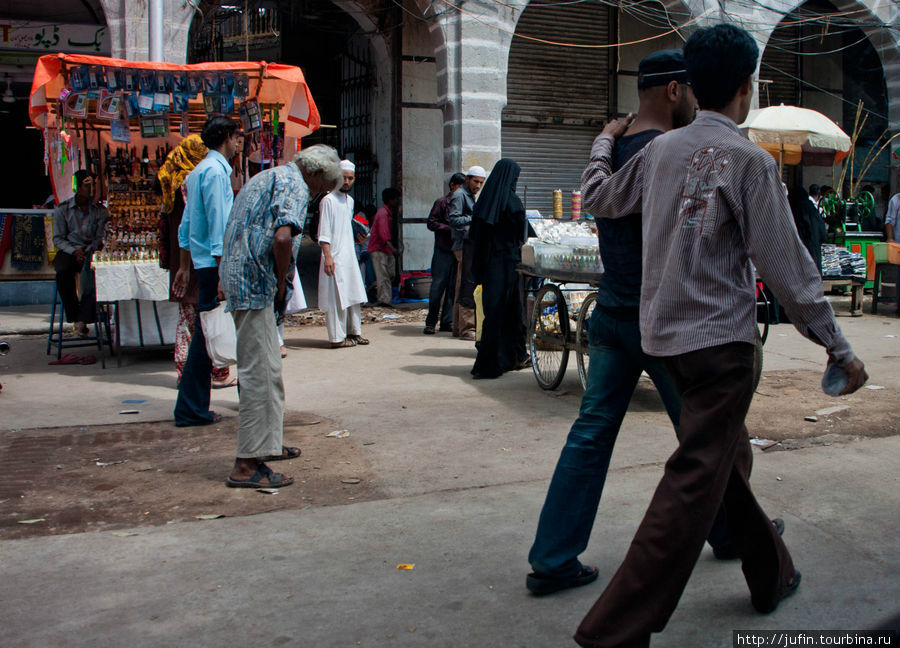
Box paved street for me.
[0,305,898,647]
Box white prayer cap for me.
[339,159,356,172]
[467,165,486,178]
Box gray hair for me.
[294,145,342,190]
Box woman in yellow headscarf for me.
[157,135,235,388]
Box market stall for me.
[27,53,320,361]
[518,215,603,391]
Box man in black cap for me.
[527,49,739,595]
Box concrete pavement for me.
[0,303,898,647]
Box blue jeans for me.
[173,267,219,426]
[528,306,683,578]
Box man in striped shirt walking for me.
[575,24,867,647]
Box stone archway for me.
[755,0,897,131]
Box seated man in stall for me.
[52,170,109,337]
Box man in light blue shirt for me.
[173,116,242,427]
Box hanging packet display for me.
[203,73,219,94]
[219,72,235,95]
[172,93,190,114]
[219,93,235,114]
[239,97,262,132]
[188,73,202,96]
[203,93,218,115]
[87,66,101,90]
[157,72,171,93]
[63,92,88,118]
[137,93,155,114]
[140,114,170,139]
[105,68,121,91]
[123,92,140,118]
[180,113,190,138]
[153,92,171,113]
[96,90,122,120]
[123,69,137,92]
[173,72,189,94]
[69,66,88,91]
[234,73,250,98]
[139,70,156,94]
[111,118,131,143]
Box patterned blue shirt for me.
[220,163,308,312]
[177,150,233,269]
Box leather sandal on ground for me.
[260,446,301,462]
[348,335,369,345]
[526,565,599,596]
[331,339,356,348]
[225,463,294,489]
[423,326,436,335]
[211,376,237,389]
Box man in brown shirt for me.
[575,24,867,648]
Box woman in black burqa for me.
[470,158,533,379]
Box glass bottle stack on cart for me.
[95,191,161,264]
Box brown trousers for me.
[575,342,795,648]
[452,249,475,337]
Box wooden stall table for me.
[821,276,865,317]
[94,262,178,366]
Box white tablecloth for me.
[94,263,177,346]
[95,263,170,302]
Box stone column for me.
[432,2,521,176]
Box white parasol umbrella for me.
[740,104,852,169]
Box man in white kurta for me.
[318,160,369,347]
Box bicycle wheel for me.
[575,292,597,390]
[529,283,570,390]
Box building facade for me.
[4,0,899,271]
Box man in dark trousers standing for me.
[424,172,466,335]
[172,116,242,427]
[575,25,867,647]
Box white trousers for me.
[325,301,362,343]
[233,308,284,458]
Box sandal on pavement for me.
[261,445,301,462]
[526,565,600,596]
[348,335,369,345]
[423,326,436,335]
[225,463,294,489]
[211,376,237,389]
[331,339,356,348]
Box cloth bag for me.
[200,303,237,368]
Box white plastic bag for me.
[199,303,237,368]
[284,267,307,314]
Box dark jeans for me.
[575,342,795,648]
[529,307,735,580]
[425,246,456,330]
[174,267,219,426]
[53,251,96,323]
[471,254,526,377]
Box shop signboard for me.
[0,21,110,55]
